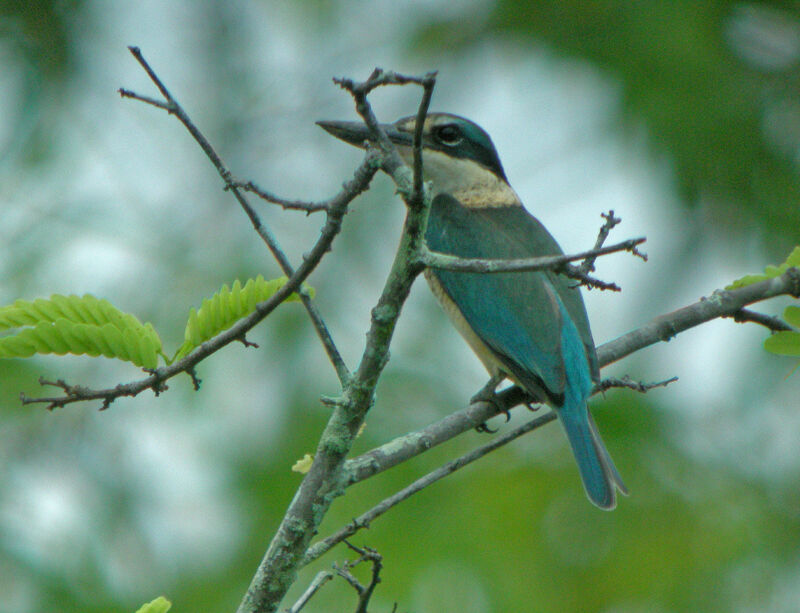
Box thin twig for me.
[730,307,796,332]
[595,375,679,394]
[337,542,383,613]
[229,180,330,214]
[579,210,623,274]
[411,72,438,208]
[334,69,413,177]
[284,571,333,613]
[421,237,646,274]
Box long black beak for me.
[316,119,411,149]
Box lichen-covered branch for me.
[236,68,436,613]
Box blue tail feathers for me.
[557,303,627,510]
[558,407,625,509]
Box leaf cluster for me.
[728,247,800,360]
[0,275,308,370]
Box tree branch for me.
[730,307,797,332]
[284,571,333,613]
[119,46,355,386]
[335,542,383,613]
[420,237,645,276]
[227,180,331,214]
[579,210,625,274]
[237,68,436,613]
[598,268,800,366]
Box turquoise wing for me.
[425,193,598,400]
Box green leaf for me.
[783,306,800,329]
[764,331,800,357]
[172,275,311,362]
[728,246,800,289]
[134,596,171,613]
[0,294,164,368]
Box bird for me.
[317,112,627,509]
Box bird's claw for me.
[471,374,508,434]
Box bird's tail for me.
[558,407,628,510]
[555,298,627,509]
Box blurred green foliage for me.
[414,0,800,245]
[0,0,83,167]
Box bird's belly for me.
[424,269,509,379]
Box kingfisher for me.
[318,113,627,509]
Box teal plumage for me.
[318,113,628,509]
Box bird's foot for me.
[471,374,509,433]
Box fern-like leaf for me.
[0,294,164,368]
[172,275,311,362]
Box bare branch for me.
[336,542,383,613]
[229,180,330,214]
[595,375,679,394]
[117,88,172,111]
[599,267,800,366]
[421,237,646,275]
[119,46,358,387]
[410,73,438,208]
[580,210,623,274]
[334,69,421,179]
[284,571,333,613]
[730,307,797,332]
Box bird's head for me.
[317,113,509,196]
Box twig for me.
[564,264,623,291]
[599,268,800,366]
[284,571,333,613]
[420,237,646,275]
[579,210,622,274]
[595,375,679,394]
[119,46,354,387]
[229,180,330,214]
[730,307,796,332]
[334,69,418,178]
[336,542,383,613]
[410,72,438,209]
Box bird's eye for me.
[435,124,463,145]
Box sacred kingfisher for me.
[318,113,627,509]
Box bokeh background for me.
[2,2,800,612]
